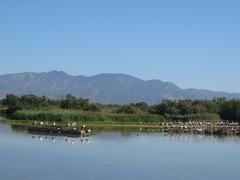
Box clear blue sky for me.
[0,0,239,92]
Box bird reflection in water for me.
[31,135,91,145]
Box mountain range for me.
[0,71,239,104]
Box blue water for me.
[0,124,239,180]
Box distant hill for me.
[0,71,239,104]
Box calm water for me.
[0,123,240,180]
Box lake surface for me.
[0,123,240,180]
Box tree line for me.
[1,94,240,121]
[0,94,101,114]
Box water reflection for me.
[1,123,240,180]
[4,124,240,144]
[11,124,27,133]
[1,123,240,148]
[30,134,92,145]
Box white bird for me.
[52,137,55,143]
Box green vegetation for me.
[1,94,240,123]
[10,109,164,124]
[150,99,223,121]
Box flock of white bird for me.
[33,121,92,133]
[31,135,91,144]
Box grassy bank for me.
[7,109,166,124]
[0,118,165,129]
[3,109,221,126]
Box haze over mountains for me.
[0,71,239,104]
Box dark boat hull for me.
[28,127,88,137]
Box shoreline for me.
[1,118,240,137]
[0,118,163,128]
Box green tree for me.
[114,105,137,114]
[2,94,20,114]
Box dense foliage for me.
[152,98,240,121]
[10,109,165,124]
[1,94,100,112]
[1,94,240,122]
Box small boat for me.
[27,126,89,137]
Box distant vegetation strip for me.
[10,109,165,123]
[0,94,240,122]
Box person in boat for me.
[80,125,86,136]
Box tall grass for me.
[164,113,220,121]
[9,109,166,124]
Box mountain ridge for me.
[0,71,239,104]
